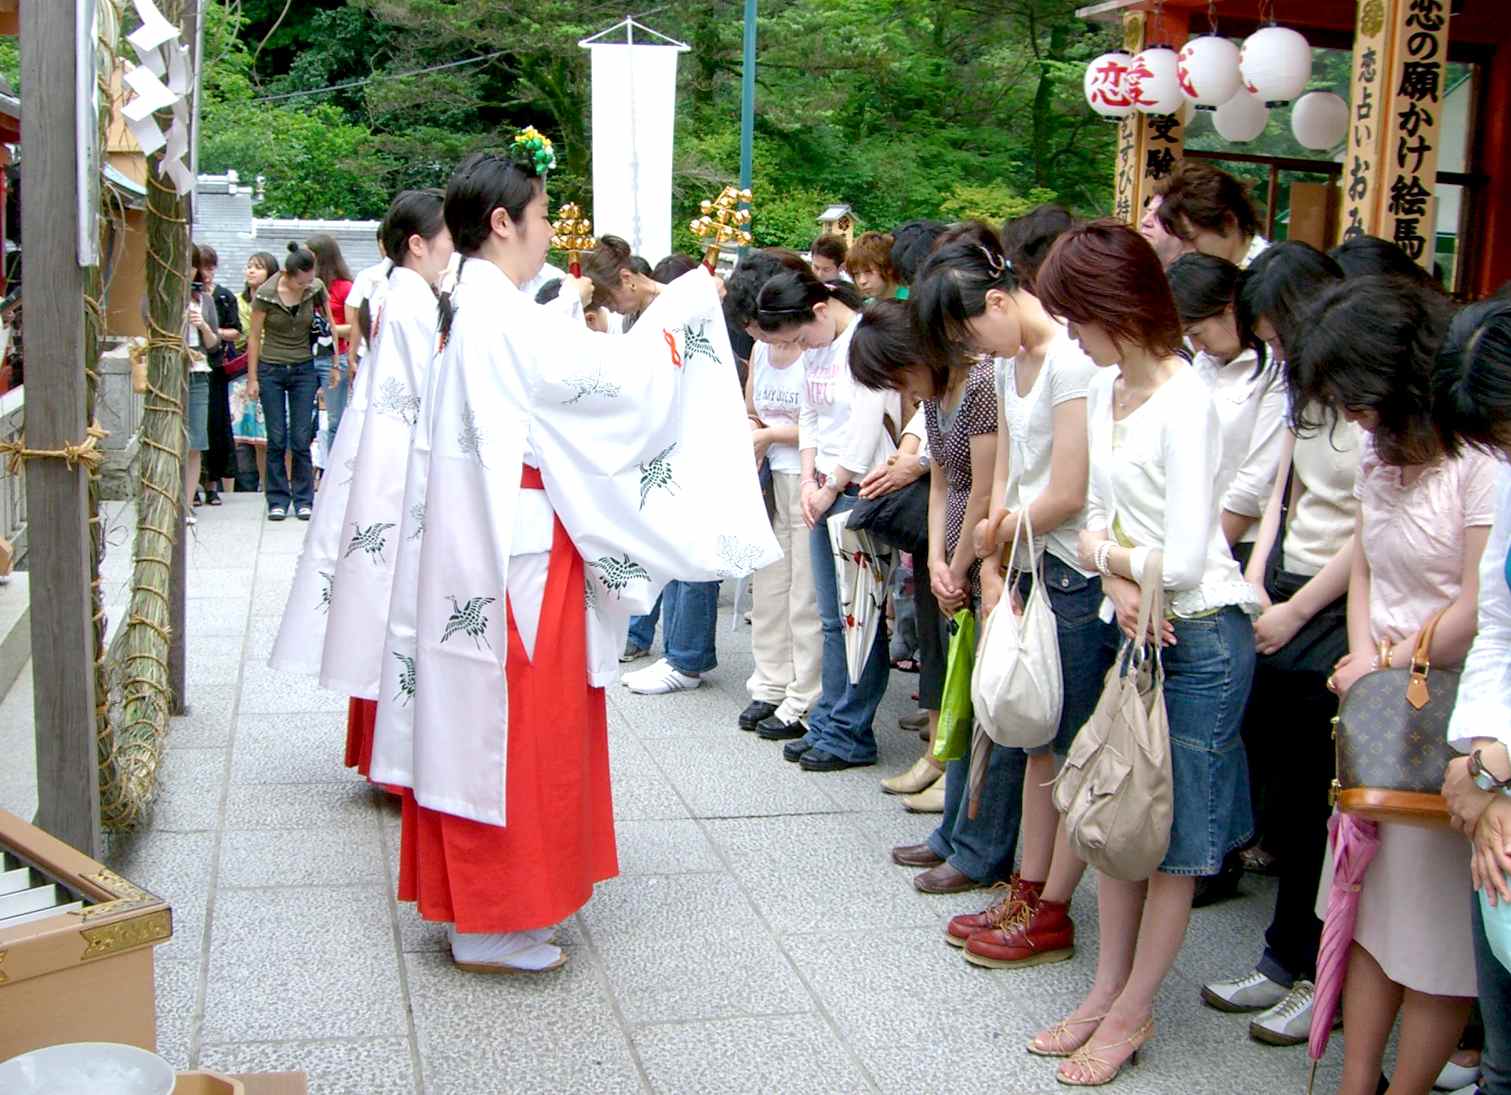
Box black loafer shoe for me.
[738,700,778,732]
[799,749,875,773]
[756,715,806,741]
[782,739,812,763]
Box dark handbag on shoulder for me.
[1332,608,1459,828]
[222,350,248,380]
[847,477,929,556]
[1259,462,1349,676]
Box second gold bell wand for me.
[690,186,753,273]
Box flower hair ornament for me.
[511,126,557,175]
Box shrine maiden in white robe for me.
[267,268,407,687]
[369,259,780,826]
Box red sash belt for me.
[521,465,544,490]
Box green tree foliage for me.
[201,0,1121,244]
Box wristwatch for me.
[916,453,931,471]
[1469,749,1511,793]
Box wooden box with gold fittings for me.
[0,808,173,1059]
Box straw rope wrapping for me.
[102,0,191,829]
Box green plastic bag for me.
[931,609,976,763]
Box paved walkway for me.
[0,492,1350,1093]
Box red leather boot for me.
[963,896,1074,968]
[944,875,1042,947]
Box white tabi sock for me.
[448,926,563,970]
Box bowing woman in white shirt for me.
[1166,253,1288,561]
[754,270,901,772]
[1433,297,1511,1095]
[1033,221,1259,1087]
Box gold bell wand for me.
[689,186,753,273]
[551,202,594,277]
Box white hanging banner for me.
[584,41,682,264]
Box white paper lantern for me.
[1178,35,1243,110]
[1128,46,1185,115]
[1240,25,1313,106]
[1214,87,1270,142]
[1291,90,1349,150]
[1084,50,1136,119]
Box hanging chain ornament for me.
[551,203,594,277]
[689,185,753,272]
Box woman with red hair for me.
[1030,220,1258,1085]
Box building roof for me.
[818,204,852,222]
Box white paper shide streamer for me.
[120,0,195,195]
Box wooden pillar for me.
[20,0,102,856]
[1339,0,1396,241]
[1113,9,1190,225]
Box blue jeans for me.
[928,727,1027,884]
[1160,605,1256,876]
[629,581,719,674]
[259,359,318,511]
[1475,894,1511,1094]
[1017,553,1118,757]
[803,490,888,764]
[322,354,349,456]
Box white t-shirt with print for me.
[750,340,804,474]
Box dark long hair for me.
[911,221,1020,369]
[754,268,864,334]
[1036,219,1183,358]
[889,220,947,286]
[1286,275,1451,466]
[242,251,279,303]
[583,235,637,309]
[848,298,947,397]
[1329,234,1439,289]
[306,233,353,284]
[1167,253,1267,377]
[1000,204,1075,294]
[724,249,811,329]
[439,151,543,342]
[380,189,446,272]
[1433,294,1511,457]
[1235,242,1344,361]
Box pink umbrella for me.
[1307,811,1382,1094]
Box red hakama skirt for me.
[397,479,618,933]
[344,697,379,776]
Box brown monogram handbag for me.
[1332,609,1459,828]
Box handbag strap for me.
[1263,459,1299,592]
[1406,605,1450,710]
[1127,549,1166,673]
[999,502,1046,590]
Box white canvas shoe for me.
[1201,968,1288,1013]
[1250,980,1320,1046]
[621,658,701,695]
[1436,1057,1482,1091]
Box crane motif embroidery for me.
[346,521,396,564]
[317,571,334,614]
[408,503,426,541]
[374,378,421,426]
[442,595,496,650]
[680,319,720,366]
[589,554,651,598]
[393,652,416,707]
[638,443,678,509]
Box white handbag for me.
[970,507,1063,749]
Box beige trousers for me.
[747,470,823,724]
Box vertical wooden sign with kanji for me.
[1377,0,1449,268]
[1113,13,1146,225]
[1340,0,1396,243]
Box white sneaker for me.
[1201,968,1288,1013]
[1437,1058,1482,1091]
[621,658,701,695]
[1443,1085,1479,1095]
[1250,979,1320,1045]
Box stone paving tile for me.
[238,665,349,714]
[705,813,945,935]
[610,737,692,822]
[209,886,394,961]
[148,748,229,833]
[614,818,724,875]
[581,873,810,1024]
[107,829,215,961]
[229,712,358,784]
[220,826,385,888]
[641,735,845,818]
[633,1016,873,1095]
[184,566,257,601]
[222,780,378,829]
[188,596,258,637]
[197,1038,417,1095]
[200,950,407,1043]
[153,958,199,1071]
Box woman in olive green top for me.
[246,243,337,520]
